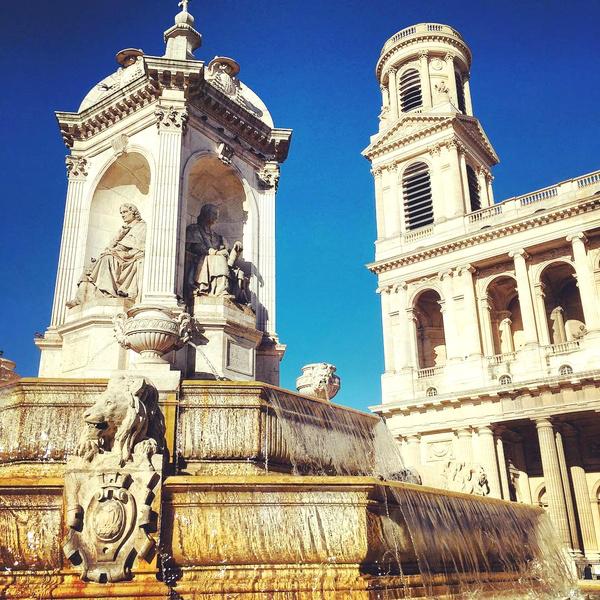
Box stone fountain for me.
[0,4,580,599]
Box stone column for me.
[407,308,420,368]
[143,105,187,304]
[476,167,488,208]
[387,165,402,236]
[419,50,432,108]
[550,307,567,344]
[405,434,422,467]
[50,156,91,327]
[535,418,573,548]
[563,425,599,556]
[390,283,409,370]
[512,439,533,504]
[495,428,511,500]
[446,140,465,216]
[457,265,483,357]
[439,270,459,361]
[428,144,446,222]
[567,233,600,333]
[479,295,495,356]
[378,286,395,373]
[388,67,399,121]
[534,283,551,346]
[257,164,279,335]
[455,428,473,463]
[373,168,385,240]
[477,426,502,499]
[485,171,495,205]
[509,249,539,347]
[463,74,474,116]
[445,52,458,107]
[555,427,582,554]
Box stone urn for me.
[113,305,191,364]
[296,363,341,401]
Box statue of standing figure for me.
[67,203,146,307]
[185,204,248,303]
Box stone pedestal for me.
[190,296,262,381]
[40,298,134,378]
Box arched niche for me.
[486,275,523,353]
[414,288,446,368]
[186,157,248,251]
[85,152,151,262]
[540,261,585,343]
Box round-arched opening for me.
[426,387,438,397]
[403,162,433,231]
[499,374,512,385]
[558,364,573,376]
[86,152,151,263]
[466,164,480,212]
[486,276,523,354]
[540,262,585,343]
[537,487,548,512]
[399,68,423,112]
[415,289,446,368]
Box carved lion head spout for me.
[76,374,165,468]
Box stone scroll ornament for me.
[63,374,165,582]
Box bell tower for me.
[363,24,499,252]
[36,2,292,387]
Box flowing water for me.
[263,388,579,599]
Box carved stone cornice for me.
[376,31,471,82]
[155,106,189,132]
[65,156,89,179]
[367,196,600,274]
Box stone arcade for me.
[365,23,600,567]
[0,8,583,600]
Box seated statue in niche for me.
[67,203,146,308]
[185,203,248,303]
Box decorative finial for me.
[178,0,190,12]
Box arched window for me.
[559,364,573,376]
[426,387,438,397]
[499,374,512,385]
[403,162,433,230]
[455,71,466,113]
[467,164,481,211]
[399,69,423,112]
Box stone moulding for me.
[368,196,600,274]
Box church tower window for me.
[455,71,466,114]
[399,69,423,112]
[467,164,481,211]
[403,162,433,230]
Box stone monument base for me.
[190,296,262,381]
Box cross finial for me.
[178,0,190,11]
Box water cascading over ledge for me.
[0,378,579,598]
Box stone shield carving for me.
[63,374,165,582]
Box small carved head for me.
[197,203,219,227]
[119,203,141,223]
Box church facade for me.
[365,23,600,560]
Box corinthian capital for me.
[155,106,189,132]
[65,156,89,179]
[257,161,280,191]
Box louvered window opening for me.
[399,69,422,112]
[455,71,466,113]
[467,165,481,211]
[403,162,433,230]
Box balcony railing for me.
[381,23,464,55]
[545,341,580,355]
[488,352,517,365]
[417,366,444,379]
[405,225,434,244]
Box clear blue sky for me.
[1,1,598,412]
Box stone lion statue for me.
[75,374,165,468]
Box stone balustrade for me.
[399,169,600,249]
[381,23,464,55]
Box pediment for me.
[454,115,499,164]
[363,115,453,159]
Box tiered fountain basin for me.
[0,379,573,598]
